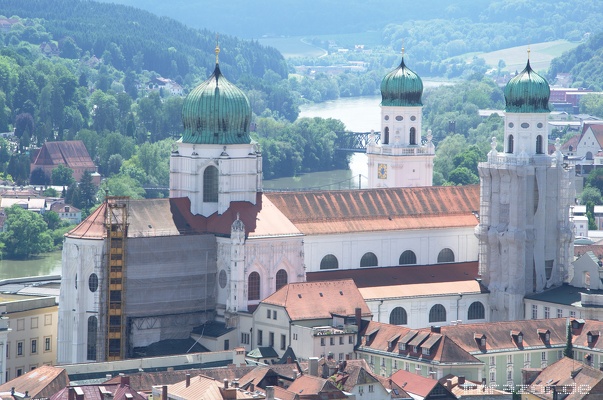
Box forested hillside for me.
[548,31,603,91]
[0,0,287,81]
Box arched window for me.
[248,272,260,301]
[203,166,219,202]
[507,134,514,154]
[320,254,339,270]
[587,151,594,160]
[88,273,98,292]
[384,127,390,145]
[276,269,288,291]
[87,316,97,361]
[389,307,408,325]
[360,252,378,267]
[399,250,417,265]
[409,127,416,145]
[437,248,455,263]
[536,135,543,154]
[468,301,485,320]
[429,304,446,323]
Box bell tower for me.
[367,49,434,188]
[476,57,574,322]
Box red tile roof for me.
[287,375,347,399]
[31,141,95,170]
[265,185,480,235]
[390,369,443,398]
[306,262,479,288]
[0,365,68,399]
[528,356,603,399]
[261,279,371,321]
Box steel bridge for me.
[335,131,381,152]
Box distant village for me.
[3,42,603,400]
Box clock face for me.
[378,163,387,179]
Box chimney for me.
[233,379,239,388]
[431,326,441,334]
[309,357,319,377]
[459,376,466,385]
[106,374,112,380]
[249,383,255,392]
[162,385,168,400]
[186,374,191,388]
[224,379,229,389]
[266,386,275,400]
[446,379,452,390]
[68,388,76,400]
[287,356,292,364]
[355,307,362,327]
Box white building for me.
[476,59,574,322]
[367,52,434,188]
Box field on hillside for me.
[461,40,581,72]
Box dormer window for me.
[518,334,523,344]
[588,334,593,343]
[481,338,486,347]
[587,331,599,345]
[511,330,523,346]
[399,343,406,351]
[474,333,487,347]
[422,347,430,356]
[537,329,551,343]
[413,346,418,353]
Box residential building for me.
[49,202,82,224]
[389,369,456,400]
[1,294,57,384]
[29,140,99,184]
[329,359,392,400]
[0,365,68,399]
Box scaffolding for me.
[104,197,129,361]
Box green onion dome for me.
[504,60,550,113]
[380,57,423,107]
[181,48,252,145]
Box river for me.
[0,250,62,280]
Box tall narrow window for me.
[383,127,390,145]
[87,316,97,361]
[409,127,416,145]
[248,272,260,301]
[536,135,543,154]
[507,134,514,154]
[429,304,446,323]
[390,307,408,325]
[203,166,219,202]
[275,269,288,291]
[468,302,485,320]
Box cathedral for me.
[57,47,573,364]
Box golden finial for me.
[401,39,405,57]
[527,45,531,60]
[215,34,220,64]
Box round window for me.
[410,116,416,121]
[384,115,389,121]
[395,115,403,121]
[89,273,98,292]
[521,122,530,128]
[219,270,227,289]
[508,122,514,128]
[537,122,543,128]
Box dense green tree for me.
[77,170,97,210]
[586,168,603,195]
[0,205,53,259]
[52,164,75,186]
[97,173,145,200]
[448,166,479,185]
[43,210,62,230]
[580,186,603,205]
[30,167,50,185]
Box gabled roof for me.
[265,185,480,235]
[357,321,481,365]
[528,357,603,399]
[31,140,95,170]
[0,365,68,399]
[287,375,347,399]
[331,359,380,392]
[390,369,443,398]
[440,318,569,353]
[560,133,581,152]
[247,347,279,359]
[260,279,371,321]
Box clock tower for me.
[367,49,434,188]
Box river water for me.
[0,250,62,280]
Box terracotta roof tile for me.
[528,357,603,399]
[0,365,68,399]
[31,141,95,169]
[265,185,479,234]
[287,375,347,398]
[359,280,487,300]
[261,279,371,321]
[390,369,441,398]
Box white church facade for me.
[57,49,574,364]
